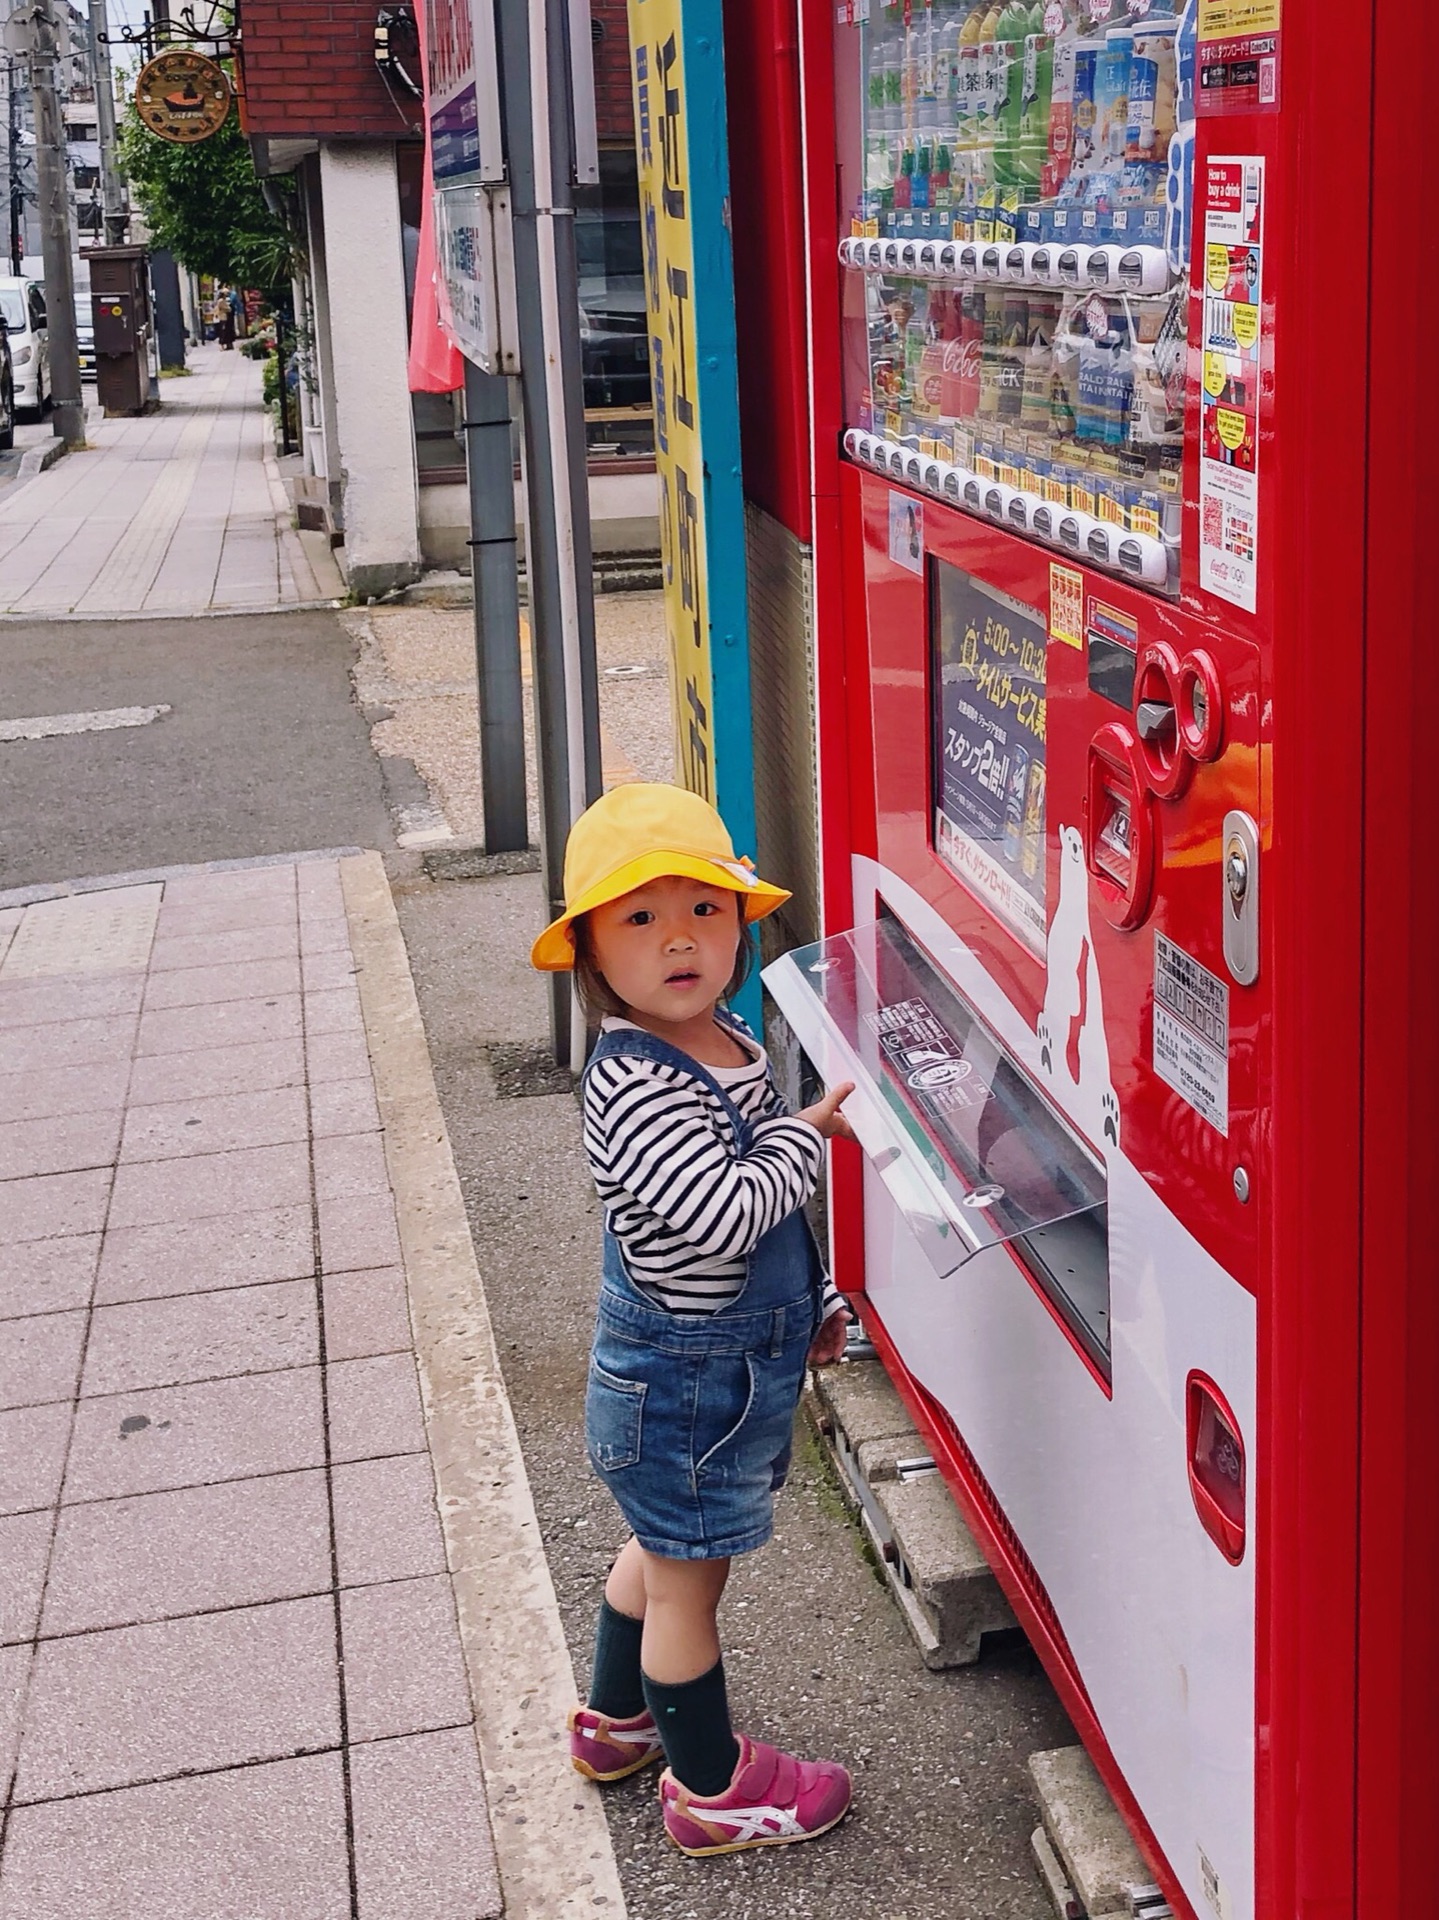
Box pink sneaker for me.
[659,1734,852,1855]
[568,1704,665,1782]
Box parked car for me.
[74,260,94,380]
[575,207,650,412]
[0,277,51,417]
[0,318,14,451]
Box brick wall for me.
[238,0,423,141]
[591,0,634,143]
[239,0,631,148]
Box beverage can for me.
[998,289,1030,420]
[1020,759,1046,881]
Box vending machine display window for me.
[931,560,1048,958]
[764,915,1111,1374]
[834,0,1194,596]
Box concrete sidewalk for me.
[0,855,622,1918]
[0,349,343,619]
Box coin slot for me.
[1085,722,1156,929]
[1133,640,1190,800]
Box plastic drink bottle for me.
[1069,41,1101,174]
[1017,32,1054,189]
[1020,293,1060,428]
[914,138,933,210]
[1126,20,1177,161]
[1044,30,1078,196]
[1096,32,1132,167]
[895,142,915,210]
[992,0,1032,187]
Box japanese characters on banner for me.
[1198,156,1263,612]
[629,0,756,848]
[432,188,498,367]
[426,0,479,180]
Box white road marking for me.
[0,704,172,743]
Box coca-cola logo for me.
[943,338,983,381]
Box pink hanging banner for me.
[408,0,464,393]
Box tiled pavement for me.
[0,348,343,618]
[0,860,500,1919]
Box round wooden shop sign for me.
[134,51,232,143]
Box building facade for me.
[236,0,656,593]
[2,0,124,271]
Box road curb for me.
[18,436,70,482]
[0,431,70,507]
[339,850,629,1920]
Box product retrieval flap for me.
[762,916,1106,1276]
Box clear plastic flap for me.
[762,916,1105,1275]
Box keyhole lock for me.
[1225,841,1249,907]
[1221,811,1260,986]
[1189,680,1209,736]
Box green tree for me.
[117,95,298,297]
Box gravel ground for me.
[345,592,673,847]
[391,863,1076,1920]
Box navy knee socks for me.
[642,1660,741,1797]
[587,1598,647,1720]
[588,1598,741,1796]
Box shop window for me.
[398,140,654,477]
[575,145,653,462]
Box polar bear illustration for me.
[1037,824,1120,1153]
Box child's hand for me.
[808,1306,851,1368]
[796,1080,856,1141]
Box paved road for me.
[0,348,340,616]
[392,863,1076,1920]
[0,611,394,893]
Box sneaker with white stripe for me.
[568,1704,665,1782]
[659,1733,852,1856]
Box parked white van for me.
[0,278,50,417]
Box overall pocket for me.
[586,1359,646,1472]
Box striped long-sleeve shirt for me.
[582,1017,843,1319]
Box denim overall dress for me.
[582,1016,825,1561]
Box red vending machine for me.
[749,0,1439,1913]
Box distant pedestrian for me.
[531,783,855,1856]
[216,287,236,349]
[228,285,247,342]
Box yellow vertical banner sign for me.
[628,0,756,872]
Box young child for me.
[531,782,856,1857]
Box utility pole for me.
[494,0,603,1071]
[461,361,529,857]
[87,0,124,244]
[21,0,84,443]
[4,58,24,274]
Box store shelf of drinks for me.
[839,233,1175,296]
[844,426,1175,592]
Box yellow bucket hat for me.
[530,783,790,972]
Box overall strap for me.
[582,1021,756,1153]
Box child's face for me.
[585,875,741,1025]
